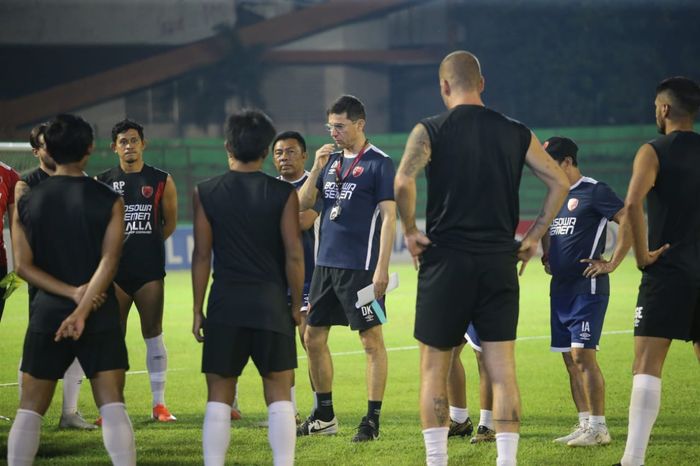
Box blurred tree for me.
[178,24,266,132]
[451,1,700,127]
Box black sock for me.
[315,392,334,421]
[367,400,382,427]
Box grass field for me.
[1,260,699,465]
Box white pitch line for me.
[124,368,186,376]
[295,329,634,360]
[0,330,634,386]
[0,368,186,388]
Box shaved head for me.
[439,51,483,92]
[656,76,700,117]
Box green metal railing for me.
[82,124,657,222]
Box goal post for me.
[0,142,37,175]
[0,142,35,271]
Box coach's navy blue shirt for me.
[315,145,395,271]
[548,176,623,296]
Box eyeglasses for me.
[325,122,356,133]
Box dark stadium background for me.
[1,0,699,223]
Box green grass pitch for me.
[1,260,698,465]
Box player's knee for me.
[94,387,125,407]
[302,333,313,350]
[562,351,576,368]
[304,328,325,351]
[488,369,519,391]
[262,375,293,404]
[360,334,385,356]
[570,353,585,368]
[141,323,163,339]
[298,332,308,351]
[631,357,663,378]
[19,398,51,415]
[362,341,382,357]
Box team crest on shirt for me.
[352,166,364,177]
[567,198,579,211]
[141,186,154,198]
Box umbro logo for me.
[361,305,375,322]
[328,160,340,175]
[634,306,643,327]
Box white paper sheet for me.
[355,272,399,308]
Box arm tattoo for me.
[398,124,431,178]
[432,396,449,426]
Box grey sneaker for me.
[553,422,588,444]
[448,417,474,438]
[59,412,98,430]
[567,425,611,447]
[296,415,338,436]
[470,425,496,444]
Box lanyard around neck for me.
[334,141,369,185]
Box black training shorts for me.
[201,323,297,377]
[21,328,129,380]
[634,263,700,341]
[307,266,387,332]
[115,276,164,297]
[414,246,519,348]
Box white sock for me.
[145,334,167,406]
[589,415,606,428]
[62,358,84,414]
[578,411,591,427]
[449,406,469,423]
[422,427,448,466]
[495,432,519,466]
[203,402,231,466]
[231,384,239,410]
[267,401,296,466]
[621,374,661,466]
[100,402,136,466]
[479,409,494,429]
[290,386,297,414]
[7,409,42,466]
